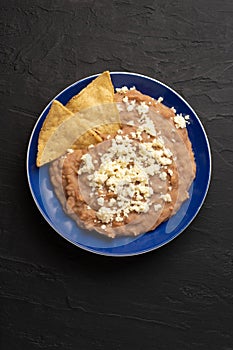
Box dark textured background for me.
[1,0,233,349]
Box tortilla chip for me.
[66,71,114,113]
[93,123,119,137]
[37,72,120,167]
[65,71,119,144]
[71,123,119,150]
[36,100,73,167]
[40,103,120,166]
[72,129,103,150]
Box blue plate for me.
[27,72,211,256]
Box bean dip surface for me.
[50,89,196,238]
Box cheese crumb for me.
[116,86,128,93]
[174,114,187,129]
[127,120,135,126]
[168,169,173,176]
[126,104,133,112]
[122,96,128,103]
[171,107,176,113]
[160,193,172,202]
[109,198,116,207]
[154,204,162,212]
[138,116,157,137]
[136,102,149,115]
[116,103,124,112]
[159,171,167,181]
[157,97,164,103]
[78,153,94,174]
[97,197,105,206]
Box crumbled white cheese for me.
[127,104,134,112]
[167,169,173,176]
[171,107,176,113]
[136,102,149,115]
[67,148,74,153]
[138,116,157,137]
[109,198,116,207]
[116,86,135,93]
[115,135,123,143]
[92,155,153,223]
[125,99,136,112]
[164,148,173,157]
[174,114,187,129]
[136,130,143,141]
[157,97,164,103]
[97,197,105,206]
[159,156,172,166]
[160,193,172,202]
[115,215,123,222]
[154,203,162,212]
[96,207,114,223]
[116,86,128,93]
[78,153,94,174]
[116,103,124,112]
[130,131,136,139]
[80,118,175,225]
[159,171,167,181]
[127,120,135,126]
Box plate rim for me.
[26,71,212,257]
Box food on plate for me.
[36,71,119,166]
[36,100,73,167]
[37,72,196,238]
[38,103,119,166]
[66,71,114,113]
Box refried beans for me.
[49,89,196,238]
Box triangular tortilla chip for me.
[36,72,120,167]
[66,71,114,113]
[40,103,120,165]
[72,129,103,150]
[36,100,74,167]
